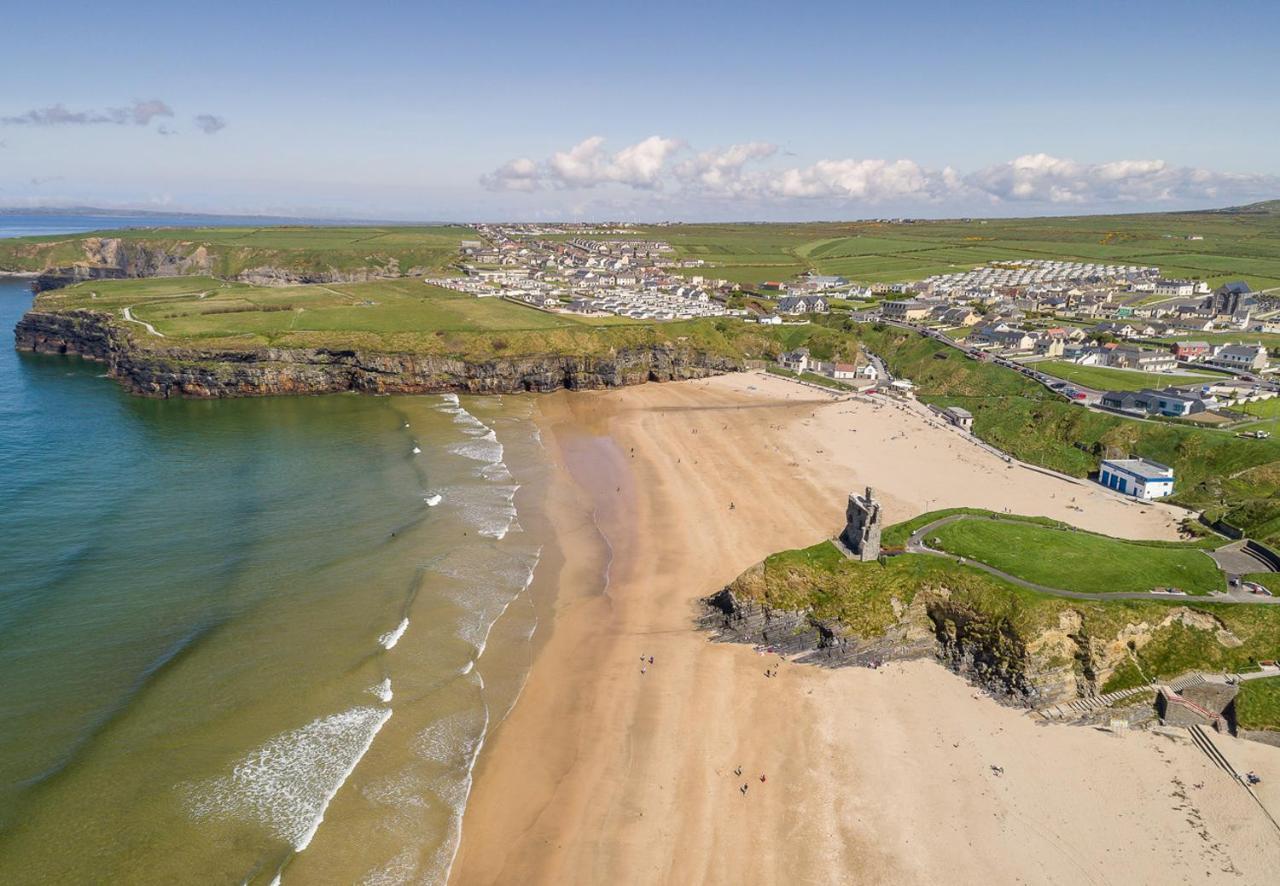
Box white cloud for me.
[547,135,681,188]
[675,142,778,195]
[479,157,541,192]
[963,153,1275,205]
[482,139,1278,211]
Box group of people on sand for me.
[733,765,767,795]
[639,653,654,674]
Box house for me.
[1154,279,1196,297]
[776,295,829,315]
[970,323,1034,351]
[1173,341,1211,361]
[1106,346,1177,373]
[1032,335,1066,357]
[1100,388,1206,418]
[831,363,859,380]
[1098,457,1175,499]
[881,300,932,322]
[779,348,811,371]
[1207,343,1269,374]
[756,314,783,325]
[942,406,974,432]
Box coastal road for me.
[905,513,1280,605]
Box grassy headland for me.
[856,323,1280,547]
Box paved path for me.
[121,306,165,338]
[905,513,1280,605]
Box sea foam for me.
[379,618,409,650]
[186,706,392,852]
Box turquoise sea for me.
[0,240,549,883]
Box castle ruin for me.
[840,487,882,561]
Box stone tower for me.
[841,487,882,561]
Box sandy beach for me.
[451,373,1280,885]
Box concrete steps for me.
[1035,669,1212,721]
[1188,725,1241,783]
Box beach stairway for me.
[1168,672,1208,693]
[1188,725,1241,783]
[1035,670,1213,722]
[1036,684,1155,721]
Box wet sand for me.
[451,373,1280,885]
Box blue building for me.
[1098,457,1175,500]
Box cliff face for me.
[702,583,1246,708]
[25,238,413,290]
[14,309,742,398]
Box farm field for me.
[623,201,1280,288]
[926,516,1227,596]
[1037,360,1218,391]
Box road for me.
[904,513,1280,605]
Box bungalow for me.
[1098,457,1175,499]
[756,314,783,325]
[942,406,974,432]
[831,363,859,380]
[1100,388,1205,418]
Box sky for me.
[1,0,1278,221]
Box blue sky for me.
[2,0,1277,220]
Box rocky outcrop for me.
[14,309,742,398]
[701,580,1253,708]
[700,585,938,670]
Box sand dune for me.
[451,373,1280,885]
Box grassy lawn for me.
[927,516,1226,595]
[1038,360,1216,391]
[1236,675,1280,732]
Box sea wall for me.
[14,309,742,398]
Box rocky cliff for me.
[702,578,1251,708]
[14,309,742,398]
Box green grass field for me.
[1235,676,1280,732]
[609,203,1280,288]
[1037,360,1217,391]
[926,517,1226,595]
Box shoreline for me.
[450,374,1280,885]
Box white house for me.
[1098,457,1175,500]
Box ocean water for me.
[0,212,359,239]
[0,274,549,883]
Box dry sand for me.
[451,373,1280,885]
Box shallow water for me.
[0,277,549,883]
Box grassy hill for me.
[28,275,870,361]
[857,323,1280,546]
[0,226,472,279]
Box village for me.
[430,226,1278,500]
